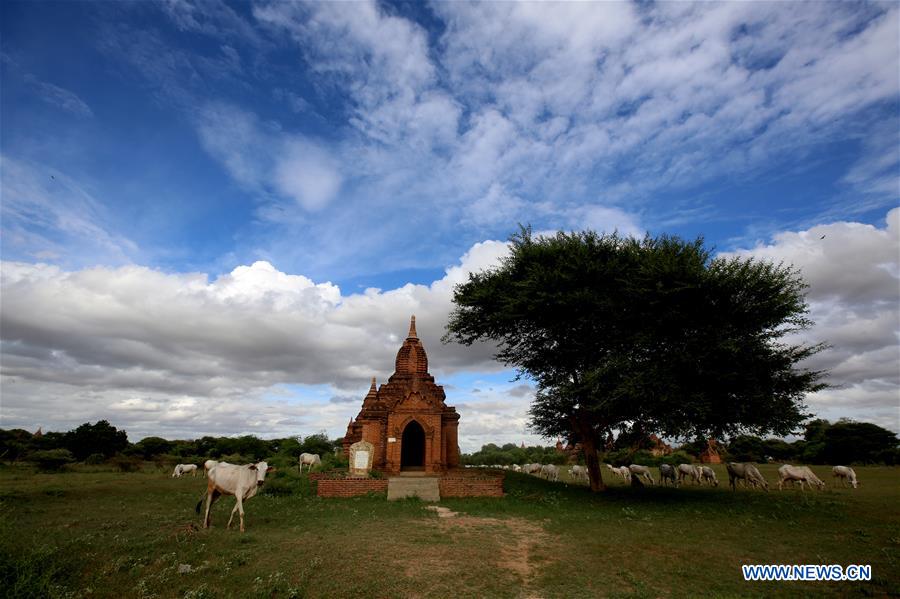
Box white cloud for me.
[0,241,510,441]
[274,139,343,211]
[0,156,137,266]
[193,102,272,189]
[2,211,896,443]
[99,1,898,278]
[724,208,899,430]
[192,101,342,211]
[25,75,93,118]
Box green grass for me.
[0,463,897,598]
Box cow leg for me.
[203,488,220,529]
[235,494,246,532]
[227,496,240,529]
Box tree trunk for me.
[581,433,606,492]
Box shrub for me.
[219,453,254,465]
[0,544,72,597]
[659,450,696,466]
[83,453,106,465]
[262,477,297,496]
[29,449,75,471]
[320,451,348,470]
[110,454,142,472]
[602,448,632,466]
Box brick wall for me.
[317,478,388,498]
[439,475,504,497]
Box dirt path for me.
[434,513,558,598]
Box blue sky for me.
[1,1,898,448]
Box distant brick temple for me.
[342,316,460,474]
[700,439,722,463]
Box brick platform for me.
[315,470,504,498]
[316,478,388,498]
[439,472,504,498]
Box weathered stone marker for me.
[348,440,374,477]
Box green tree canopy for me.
[132,436,173,459]
[727,435,767,462]
[64,420,129,460]
[445,228,826,490]
[823,421,898,464]
[299,432,334,457]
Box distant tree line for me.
[0,420,343,471]
[462,443,571,466]
[718,418,899,465]
[462,418,898,467]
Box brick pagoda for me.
[342,316,460,474]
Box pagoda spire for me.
[364,377,378,401]
[407,315,418,339]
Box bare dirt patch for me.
[432,513,558,596]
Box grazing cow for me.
[832,465,858,489]
[524,463,542,475]
[196,461,274,532]
[726,462,768,492]
[614,466,632,481]
[172,464,184,478]
[540,464,560,482]
[512,464,522,472]
[570,465,588,483]
[778,465,825,491]
[659,464,678,487]
[180,464,199,477]
[700,466,719,487]
[298,453,321,473]
[677,464,701,485]
[204,459,218,477]
[629,464,655,485]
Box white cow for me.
[512,464,522,473]
[699,466,719,487]
[540,464,560,482]
[676,464,701,485]
[172,464,198,478]
[204,459,218,477]
[726,462,768,491]
[629,464,655,485]
[196,461,274,532]
[832,465,858,489]
[298,453,321,473]
[570,465,589,483]
[614,466,631,481]
[777,464,825,491]
[523,463,542,475]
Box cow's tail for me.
[195,493,206,514]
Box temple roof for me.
[394,315,428,376]
[361,377,379,408]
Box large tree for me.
[445,229,826,491]
[64,420,129,460]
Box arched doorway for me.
[401,420,425,470]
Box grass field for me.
[1,463,898,598]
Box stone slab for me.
[387,477,440,501]
[348,440,374,477]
